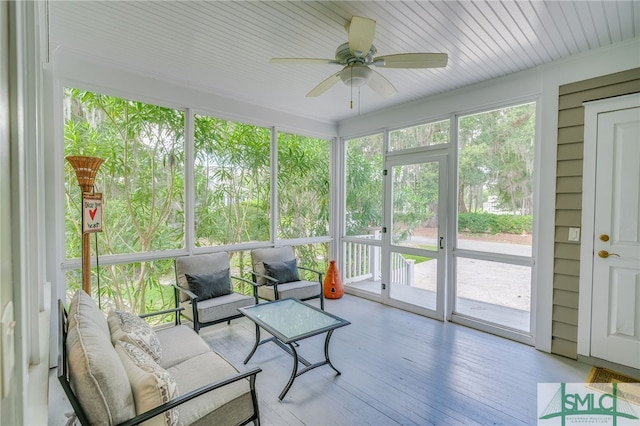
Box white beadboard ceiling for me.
[48,1,639,123]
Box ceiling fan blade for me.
[374,53,448,69]
[306,71,342,97]
[367,70,397,98]
[270,58,338,65]
[348,16,376,57]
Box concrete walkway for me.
[403,233,532,311]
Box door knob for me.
[599,234,610,242]
[598,250,620,258]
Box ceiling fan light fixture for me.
[270,15,448,99]
[340,64,372,87]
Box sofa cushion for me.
[67,289,110,338]
[184,268,232,300]
[67,312,136,425]
[116,341,179,426]
[166,352,254,426]
[109,310,162,364]
[155,325,211,369]
[263,258,300,284]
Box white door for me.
[382,152,447,320]
[589,102,640,369]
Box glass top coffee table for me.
[238,298,350,400]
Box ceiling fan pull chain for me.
[350,66,354,109]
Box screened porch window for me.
[64,88,185,258]
[277,132,330,240]
[454,102,536,333]
[193,114,271,246]
[63,88,332,314]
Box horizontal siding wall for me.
[552,68,640,359]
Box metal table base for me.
[244,323,341,400]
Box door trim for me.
[577,93,640,358]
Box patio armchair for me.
[174,252,259,333]
[250,246,324,310]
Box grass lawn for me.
[402,245,436,263]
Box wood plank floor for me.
[48,295,592,425]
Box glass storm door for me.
[382,153,447,319]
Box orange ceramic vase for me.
[323,260,344,299]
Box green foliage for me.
[458,103,535,214]
[293,243,329,277]
[389,119,449,150]
[277,133,330,239]
[458,212,532,234]
[65,88,185,315]
[392,162,439,241]
[65,259,176,323]
[193,115,271,245]
[65,88,185,257]
[345,134,383,236]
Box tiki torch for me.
[66,156,104,294]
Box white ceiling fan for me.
[270,16,448,99]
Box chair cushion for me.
[166,352,254,426]
[251,246,296,285]
[257,280,321,302]
[175,253,230,302]
[178,292,255,324]
[263,259,300,284]
[116,341,179,426]
[184,269,232,301]
[67,312,136,425]
[108,310,163,364]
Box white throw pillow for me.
[109,310,162,363]
[115,341,179,426]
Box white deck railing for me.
[390,254,415,287]
[344,234,380,283]
[344,233,414,286]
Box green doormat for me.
[587,367,640,405]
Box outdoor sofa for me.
[58,289,261,425]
